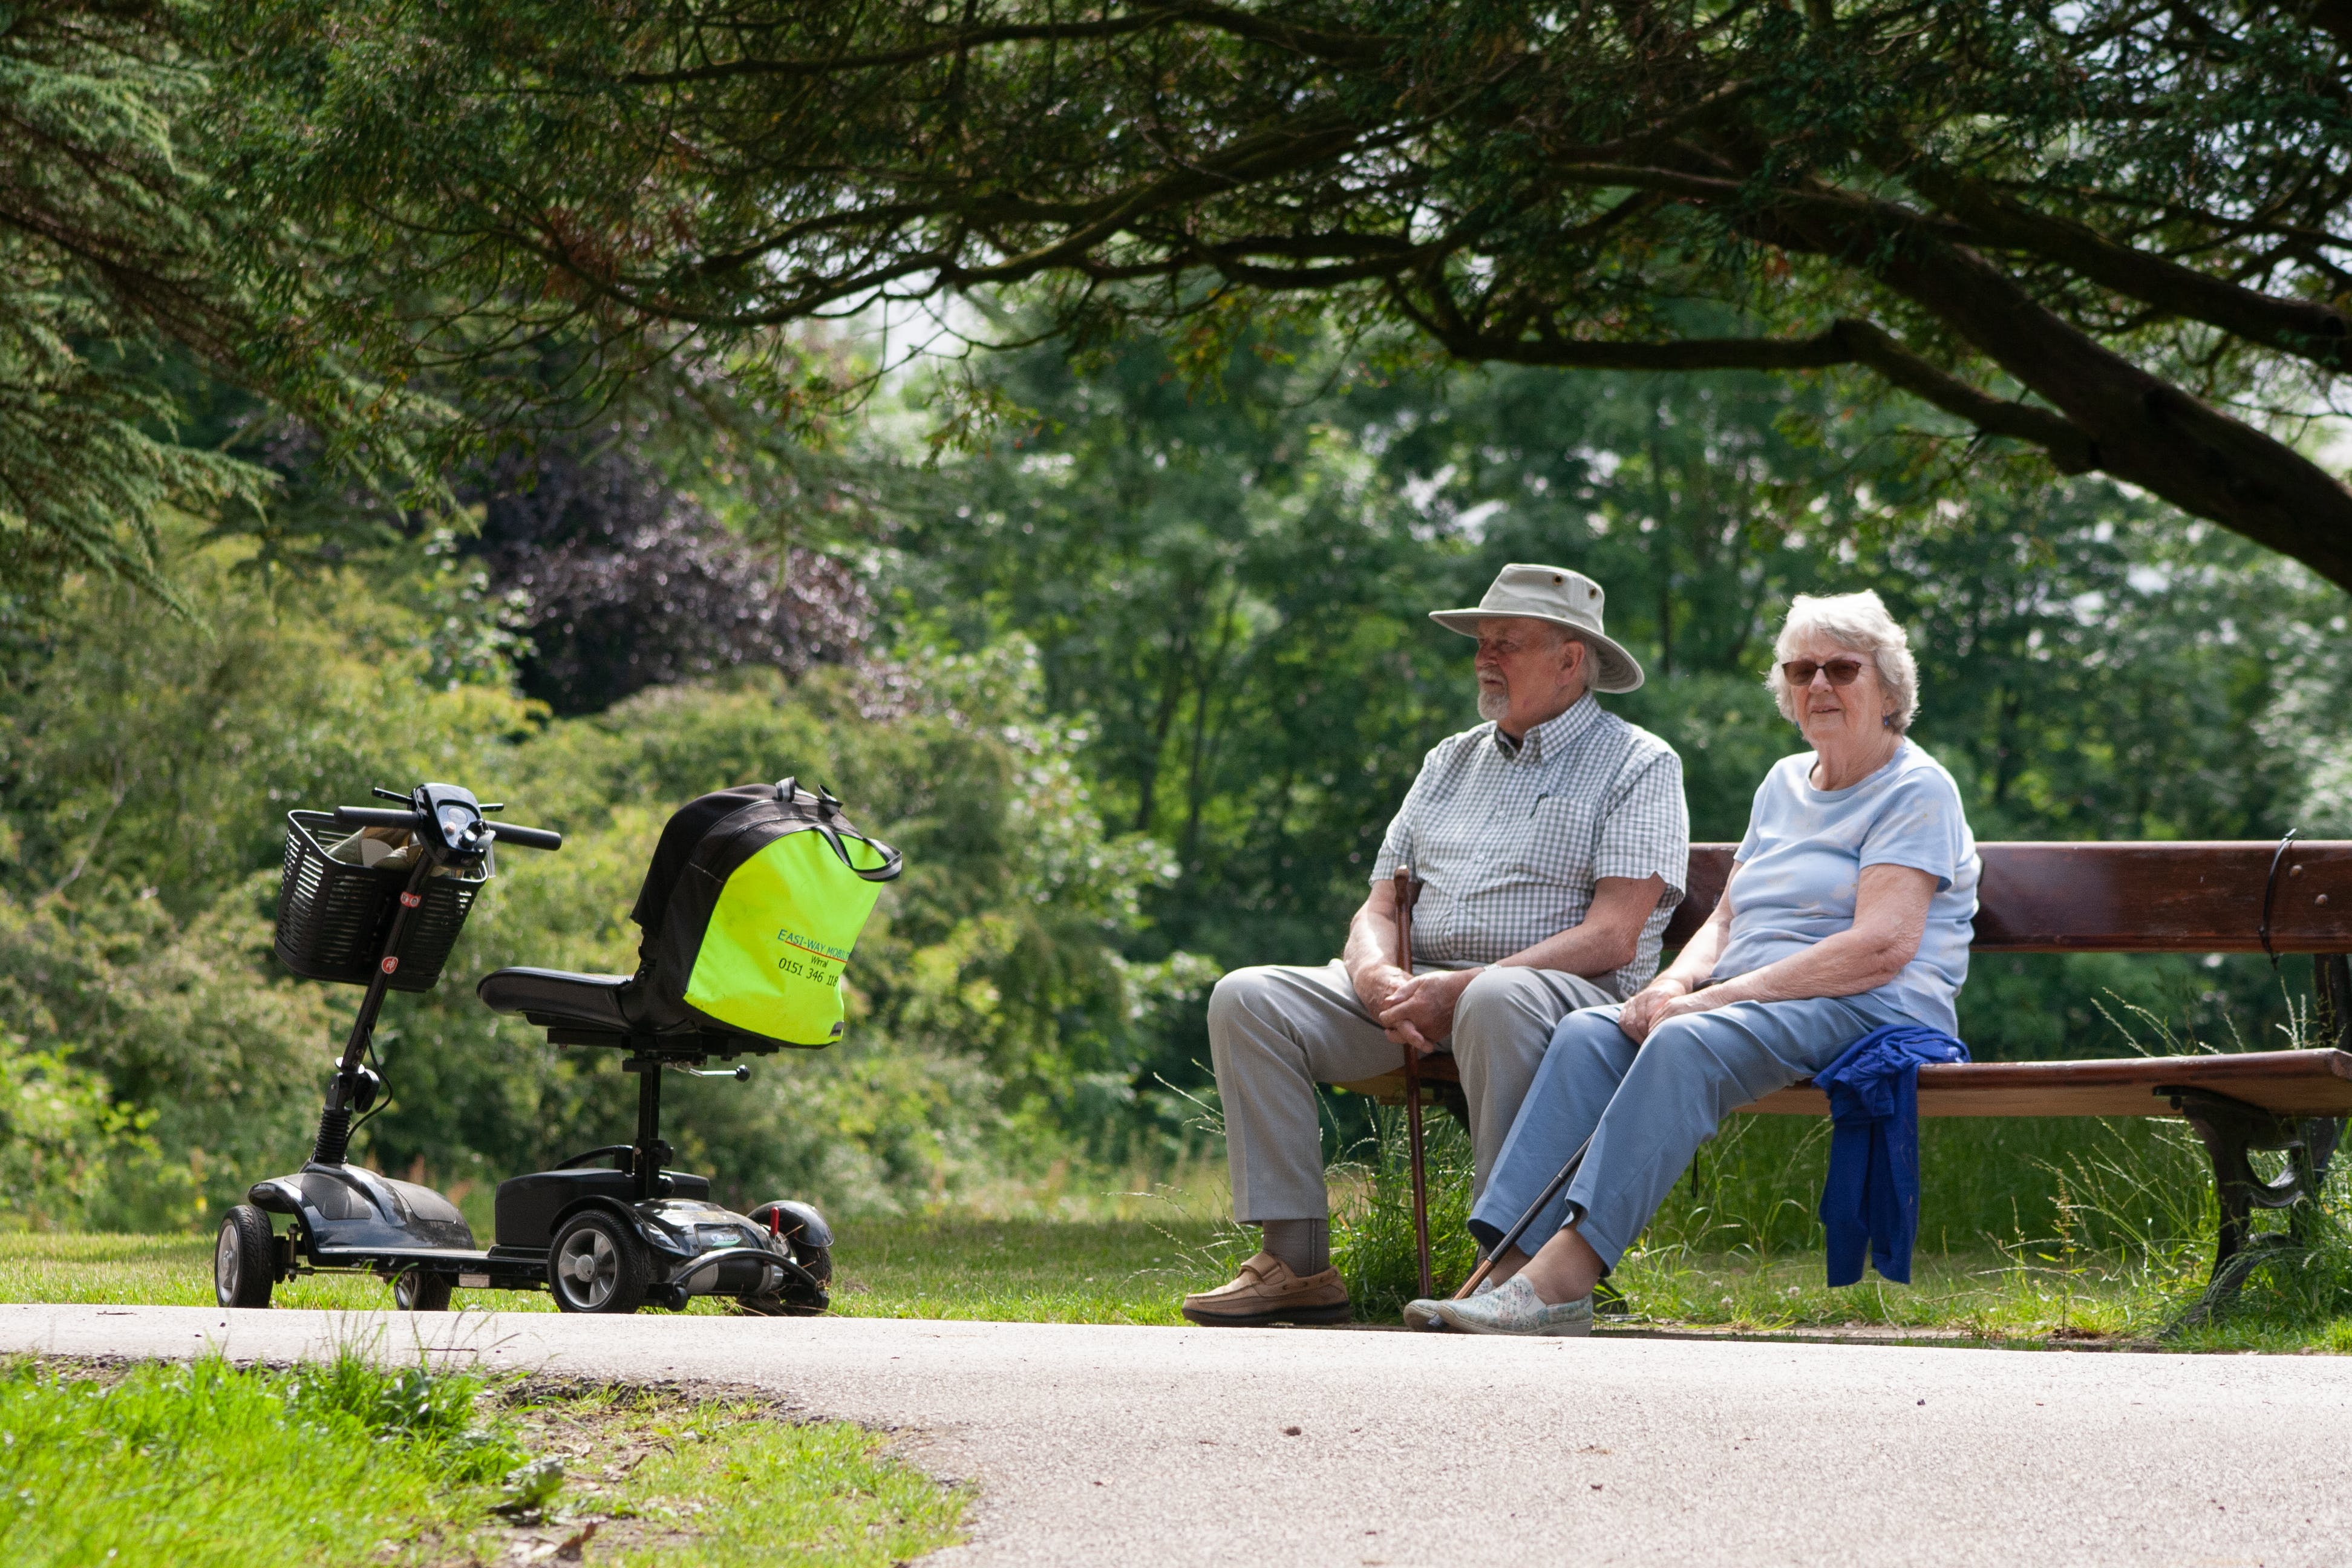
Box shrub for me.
[0,538,1214,1226]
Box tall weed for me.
[1330,1105,1480,1318]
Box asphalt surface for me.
[6,1303,2348,1566]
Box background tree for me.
[3,304,2338,1246]
[218,1,2352,590]
[892,325,2343,1111]
[1,2,267,596]
[462,433,870,716]
[5,0,2345,1255]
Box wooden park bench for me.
[1349,840,2352,1301]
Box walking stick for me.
[1391,866,1434,1301]
[1449,1128,1596,1299]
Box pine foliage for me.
[0,2,268,596]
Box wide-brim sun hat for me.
[1429,563,1645,693]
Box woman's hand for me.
[1616,870,1739,1046]
[1615,979,1686,1043]
[1616,979,1724,1045]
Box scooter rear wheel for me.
[215,1206,275,1309]
[548,1211,650,1314]
[393,1268,454,1312]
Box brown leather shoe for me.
[1180,1252,1351,1327]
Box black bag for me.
[631,779,901,1046]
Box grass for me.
[1319,1096,2352,1350]
[1329,1106,1481,1320]
[3,1354,517,1567]
[820,1212,1233,1324]
[11,1101,2352,1349]
[1601,1241,2352,1352]
[1,1354,968,1567]
[13,1204,2351,1350]
[0,1210,1238,1326]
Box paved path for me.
[6,1304,2347,1566]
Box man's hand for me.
[1616,978,1715,1045]
[1376,967,1482,1056]
[1348,961,1411,1021]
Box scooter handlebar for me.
[330,800,559,851]
[332,805,425,830]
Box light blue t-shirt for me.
[1713,741,1980,1037]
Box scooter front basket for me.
[273,811,489,991]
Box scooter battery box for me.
[494,1167,712,1251]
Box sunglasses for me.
[1781,658,1867,687]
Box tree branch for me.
[1826,320,2101,472]
[1414,322,1855,372]
[618,2,1382,86]
[1402,309,2102,471]
[1901,164,2352,368]
[1542,160,1981,245]
[2304,0,2352,57]
[1872,237,2352,588]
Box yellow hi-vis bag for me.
[648,780,901,1047]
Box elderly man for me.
[1180,564,1688,1327]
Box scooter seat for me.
[479,965,802,1056]
[477,967,636,1031]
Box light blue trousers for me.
[1469,993,1915,1270]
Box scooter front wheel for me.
[393,1267,453,1312]
[215,1206,275,1309]
[548,1211,650,1314]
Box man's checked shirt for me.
[1372,693,1689,999]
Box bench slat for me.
[1342,1048,2352,1119]
[1973,841,2352,953]
[1661,841,2352,953]
[1659,846,1734,947]
[1742,1049,2352,1119]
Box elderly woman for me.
[1413,590,1980,1336]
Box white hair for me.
[1766,590,1921,735]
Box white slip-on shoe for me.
[1405,1271,1498,1330]
[1429,1275,1594,1337]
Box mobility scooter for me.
[214,777,900,1315]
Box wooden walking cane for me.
[1449,1128,1596,1299]
[1391,866,1434,1301]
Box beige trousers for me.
[1206,960,1614,1223]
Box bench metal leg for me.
[2166,1086,2341,1310]
[2162,956,2351,1319]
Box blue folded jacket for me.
[1813,1024,1970,1286]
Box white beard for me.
[1476,685,1509,722]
